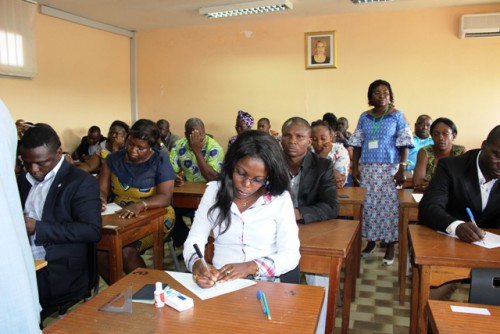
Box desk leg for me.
[152,216,164,270]
[399,207,410,305]
[341,247,356,334]
[353,205,362,278]
[326,259,343,334]
[410,262,419,334]
[417,265,431,334]
[108,236,123,284]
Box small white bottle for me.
[154,281,165,308]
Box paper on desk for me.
[437,231,500,249]
[166,271,256,300]
[102,203,122,215]
[411,193,423,203]
[450,305,491,315]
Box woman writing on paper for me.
[183,130,300,288]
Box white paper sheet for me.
[411,193,423,203]
[101,202,122,215]
[450,305,491,315]
[166,271,256,300]
[437,230,500,249]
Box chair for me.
[40,242,99,327]
[469,268,500,306]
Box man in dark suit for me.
[281,117,338,333]
[420,125,500,242]
[18,124,102,311]
[281,117,338,223]
[71,125,105,162]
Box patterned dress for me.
[348,110,414,242]
[422,144,465,180]
[106,149,176,251]
[169,136,224,182]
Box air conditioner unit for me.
[459,12,500,38]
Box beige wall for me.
[0,12,131,152]
[138,4,500,150]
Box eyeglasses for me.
[233,167,267,186]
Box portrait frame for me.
[305,31,337,70]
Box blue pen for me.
[256,290,266,315]
[465,208,485,244]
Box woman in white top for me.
[183,130,300,288]
[311,120,350,188]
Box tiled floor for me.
[44,240,469,333]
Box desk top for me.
[398,188,419,208]
[409,225,500,267]
[427,300,500,334]
[44,268,324,333]
[172,182,207,195]
[337,186,366,204]
[299,219,360,258]
[34,260,47,271]
[101,208,166,234]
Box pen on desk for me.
[256,290,267,315]
[193,243,212,276]
[262,291,272,320]
[465,208,485,244]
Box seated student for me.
[72,125,106,162]
[336,116,352,140]
[323,112,348,148]
[406,114,433,171]
[228,110,254,149]
[257,117,281,141]
[97,119,175,284]
[157,119,180,153]
[420,125,500,237]
[170,117,224,247]
[18,124,102,312]
[281,117,338,334]
[79,120,129,174]
[413,117,465,192]
[310,120,350,188]
[183,130,300,287]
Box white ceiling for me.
[35,0,499,31]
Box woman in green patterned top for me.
[413,117,465,192]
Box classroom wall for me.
[137,4,500,150]
[0,12,131,152]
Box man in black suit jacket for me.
[281,117,338,223]
[420,125,500,242]
[18,124,102,311]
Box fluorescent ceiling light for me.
[351,0,397,4]
[199,0,293,19]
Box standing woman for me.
[97,119,175,284]
[348,80,414,265]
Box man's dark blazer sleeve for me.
[297,152,339,223]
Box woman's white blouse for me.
[183,181,300,276]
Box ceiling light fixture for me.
[199,0,293,19]
[351,0,396,4]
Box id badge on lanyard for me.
[368,140,379,149]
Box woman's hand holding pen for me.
[192,259,219,288]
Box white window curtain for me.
[0,0,37,78]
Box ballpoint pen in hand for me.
[465,208,485,244]
[193,243,215,281]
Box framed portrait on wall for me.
[305,31,337,70]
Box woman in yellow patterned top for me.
[413,117,466,192]
[97,119,175,284]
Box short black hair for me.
[185,118,204,133]
[258,117,270,124]
[20,123,61,154]
[311,119,333,134]
[430,117,458,136]
[109,120,130,134]
[282,117,311,135]
[486,125,500,144]
[368,79,394,106]
[129,119,159,147]
[322,113,338,132]
[88,125,101,134]
[157,119,169,127]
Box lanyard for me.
[371,106,389,140]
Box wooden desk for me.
[98,208,166,284]
[44,268,324,333]
[299,219,361,334]
[427,300,500,334]
[409,225,500,334]
[398,189,420,305]
[172,182,206,209]
[404,170,414,189]
[34,259,47,271]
